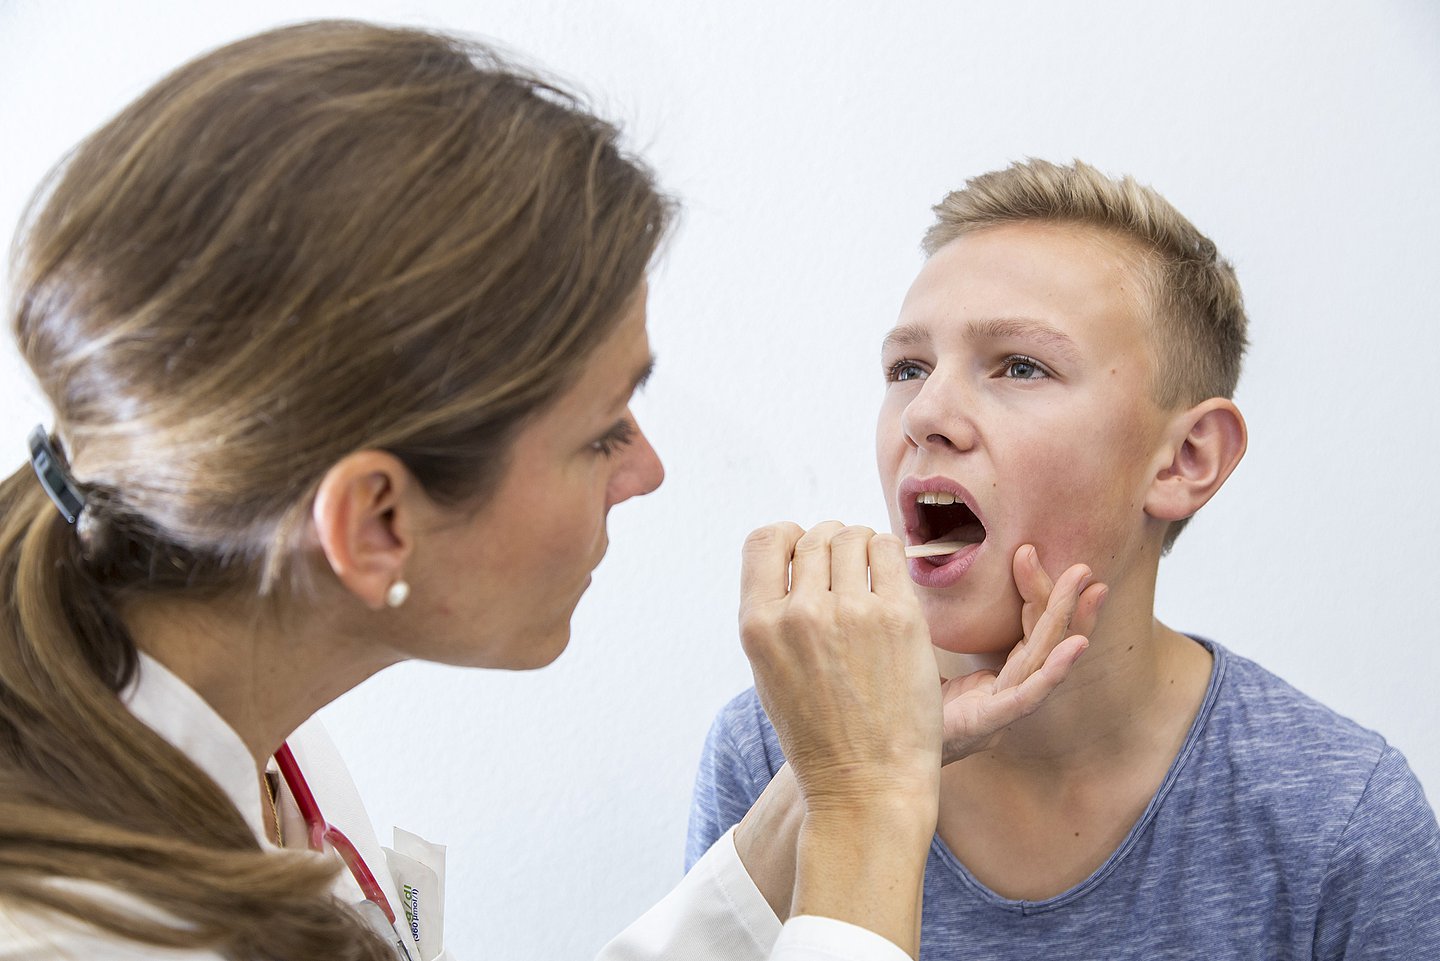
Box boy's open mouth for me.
[914,491,987,559]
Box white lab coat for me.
[0,656,907,961]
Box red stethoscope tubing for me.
[274,742,398,925]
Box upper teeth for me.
[916,492,957,506]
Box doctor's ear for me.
[1144,398,1248,526]
[311,451,417,610]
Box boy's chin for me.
[930,631,1021,658]
[927,616,1019,662]
[922,599,1023,657]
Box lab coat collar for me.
[122,651,268,842]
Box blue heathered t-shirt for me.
[686,638,1440,959]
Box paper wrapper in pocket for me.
[384,827,447,961]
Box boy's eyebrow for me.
[881,319,1082,365]
[966,318,1082,364]
[880,323,931,355]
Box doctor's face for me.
[877,222,1173,654]
[412,288,664,669]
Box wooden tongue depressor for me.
[904,541,966,558]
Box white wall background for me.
[2,0,1437,955]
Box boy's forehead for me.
[891,223,1157,353]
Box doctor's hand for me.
[938,544,1106,765]
[740,521,941,817]
[738,521,939,955]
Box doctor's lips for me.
[899,479,988,563]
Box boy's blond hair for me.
[923,159,1248,551]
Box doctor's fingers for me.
[788,520,847,595]
[866,532,910,598]
[740,522,806,611]
[827,525,881,596]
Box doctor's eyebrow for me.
[965,318,1082,364]
[609,355,656,409]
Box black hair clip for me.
[28,425,86,525]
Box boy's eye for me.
[592,419,637,458]
[885,359,927,383]
[1000,355,1050,380]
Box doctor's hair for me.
[923,158,1248,552]
[0,19,671,961]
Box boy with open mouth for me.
[689,160,1439,958]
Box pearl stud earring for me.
[385,579,410,609]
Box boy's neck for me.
[931,576,1215,901]
[940,575,1212,777]
[990,620,1208,774]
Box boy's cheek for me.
[1011,452,1136,562]
[1029,509,1108,563]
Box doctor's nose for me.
[607,419,665,508]
[900,376,978,455]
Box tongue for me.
[933,521,985,546]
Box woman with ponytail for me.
[0,19,1093,961]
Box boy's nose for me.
[900,377,978,454]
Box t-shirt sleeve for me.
[686,694,771,871]
[1313,745,1440,958]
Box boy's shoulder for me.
[714,684,766,728]
[1181,638,1430,849]
[1179,639,1439,942]
[704,686,789,783]
[1203,638,1390,777]
[711,686,778,750]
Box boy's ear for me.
[1144,398,1248,525]
[311,451,416,610]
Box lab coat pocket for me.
[384,827,448,961]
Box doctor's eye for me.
[885,359,928,383]
[592,419,637,457]
[999,355,1051,381]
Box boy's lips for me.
[908,541,984,588]
[897,475,989,588]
